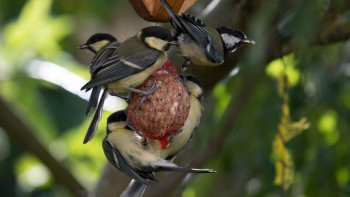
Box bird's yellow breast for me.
[160,96,202,158]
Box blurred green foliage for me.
[0,0,349,197]
[0,0,118,196]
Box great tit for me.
[102,110,214,186]
[79,33,121,146]
[79,33,120,115]
[159,0,255,67]
[80,26,175,144]
[159,74,204,159]
[113,75,207,197]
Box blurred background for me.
[0,0,350,196]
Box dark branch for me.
[0,97,87,197]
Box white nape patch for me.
[221,33,240,48]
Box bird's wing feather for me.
[159,0,209,48]
[158,0,221,62]
[159,0,186,33]
[180,14,224,62]
[81,47,161,90]
[85,86,102,115]
[83,88,108,144]
[90,42,121,74]
[179,14,209,48]
[102,139,151,185]
[152,159,215,173]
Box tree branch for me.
[0,97,87,197]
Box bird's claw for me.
[137,80,158,109]
[181,61,191,93]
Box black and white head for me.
[217,27,255,55]
[106,110,127,134]
[139,26,175,51]
[79,33,117,54]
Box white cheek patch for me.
[108,122,126,131]
[221,33,240,48]
[92,40,110,51]
[145,37,167,51]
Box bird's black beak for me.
[78,44,89,49]
[242,39,255,45]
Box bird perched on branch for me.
[159,0,255,69]
[79,26,176,144]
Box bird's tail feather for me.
[159,0,186,31]
[83,88,108,144]
[85,86,102,115]
[121,179,148,197]
[153,160,216,173]
[157,165,216,173]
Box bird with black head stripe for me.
[159,0,255,69]
[80,26,176,144]
[103,75,213,196]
